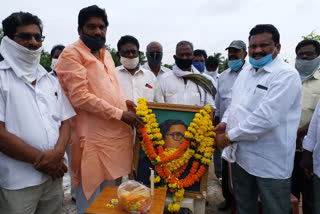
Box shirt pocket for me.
[142,88,154,102]
[246,87,268,112]
[308,94,320,111]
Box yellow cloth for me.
[300,69,320,127]
[55,39,133,199]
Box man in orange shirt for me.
[55,5,143,214]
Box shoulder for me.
[161,66,172,73]
[217,68,232,79]
[141,67,157,79]
[159,70,175,81]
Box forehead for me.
[16,24,41,34]
[249,32,274,45]
[297,44,316,53]
[169,124,186,132]
[147,44,162,52]
[194,55,205,61]
[120,43,138,51]
[84,16,105,26]
[176,44,193,54]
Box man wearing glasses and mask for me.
[143,41,171,79]
[116,35,164,104]
[0,12,75,214]
[292,39,320,213]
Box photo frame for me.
[132,102,214,200]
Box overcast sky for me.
[1,0,319,65]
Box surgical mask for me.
[51,58,58,70]
[192,61,205,73]
[146,52,162,66]
[175,57,193,70]
[120,56,139,69]
[81,33,105,51]
[249,48,276,69]
[228,59,243,71]
[295,55,320,82]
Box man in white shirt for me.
[215,24,302,214]
[214,40,248,211]
[291,39,320,213]
[0,12,75,214]
[49,45,64,77]
[143,41,171,79]
[116,35,164,104]
[159,41,215,107]
[300,100,320,214]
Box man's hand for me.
[213,122,227,134]
[34,149,67,179]
[300,150,313,179]
[215,133,231,149]
[121,111,144,128]
[126,100,136,113]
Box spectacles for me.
[297,51,316,58]
[166,132,184,141]
[14,33,45,42]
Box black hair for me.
[50,45,65,60]
[205,56,219,68]
[159,119,188,137]
[193,49,207,60]
[2,12,43,39]
[176,40,194,52]
[249,24,280,45]
[117,35,140,51]
[295,39,320,56]
[78,5,109,30]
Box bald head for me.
[146,41,163,53]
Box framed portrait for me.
[132,102,214,200]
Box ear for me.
[78,26,82,37]
[173,55,177,60]
[117,52,120,59]
[276,43,281,53]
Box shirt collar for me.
[252,55,280,73]
[313,69,320,80]
[0,60,10,69]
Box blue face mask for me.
[192,62,205,73]
[249,53,274,68]
[228,59,243,71]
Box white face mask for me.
[0,36,43,83]
[120,56,139,70]
[295,55,320,82]
[51,58,58,70]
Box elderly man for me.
[0,12,75,214]
[214,40,248,211]
[215,24,301,214]
[300,100,320,214]
[116,35,164,104]
[143,41,171,79]
[292,39,320,213]
[55,5,143,214]
[159,41,215,107]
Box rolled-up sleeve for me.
[55,49,123,121]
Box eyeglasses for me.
[14,33,45,42]
[166,132,184,141]
[297,51,316,58]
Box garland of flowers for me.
[136,98,215,213]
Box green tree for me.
[40,50,51,71]
[302,31,320,41]
[213,52,229,73]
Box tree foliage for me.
[213,52,229,73]
[302,31,320,41]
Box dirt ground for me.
[61,160,230,214]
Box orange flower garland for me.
[136,98,215,212]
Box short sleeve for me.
[57,83,76,121]
[0,85,5,122]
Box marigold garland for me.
[136,98,215,212]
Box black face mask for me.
[146,52,163,66]
[81,33,106,51]
[175,57,193,70]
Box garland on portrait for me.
[136,98,216,213]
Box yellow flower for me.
[204,105,211,113]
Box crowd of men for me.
[0,4,319,214]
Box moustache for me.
[252,52,266,58]
[27,44,39,50]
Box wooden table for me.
[85,186,167,214]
